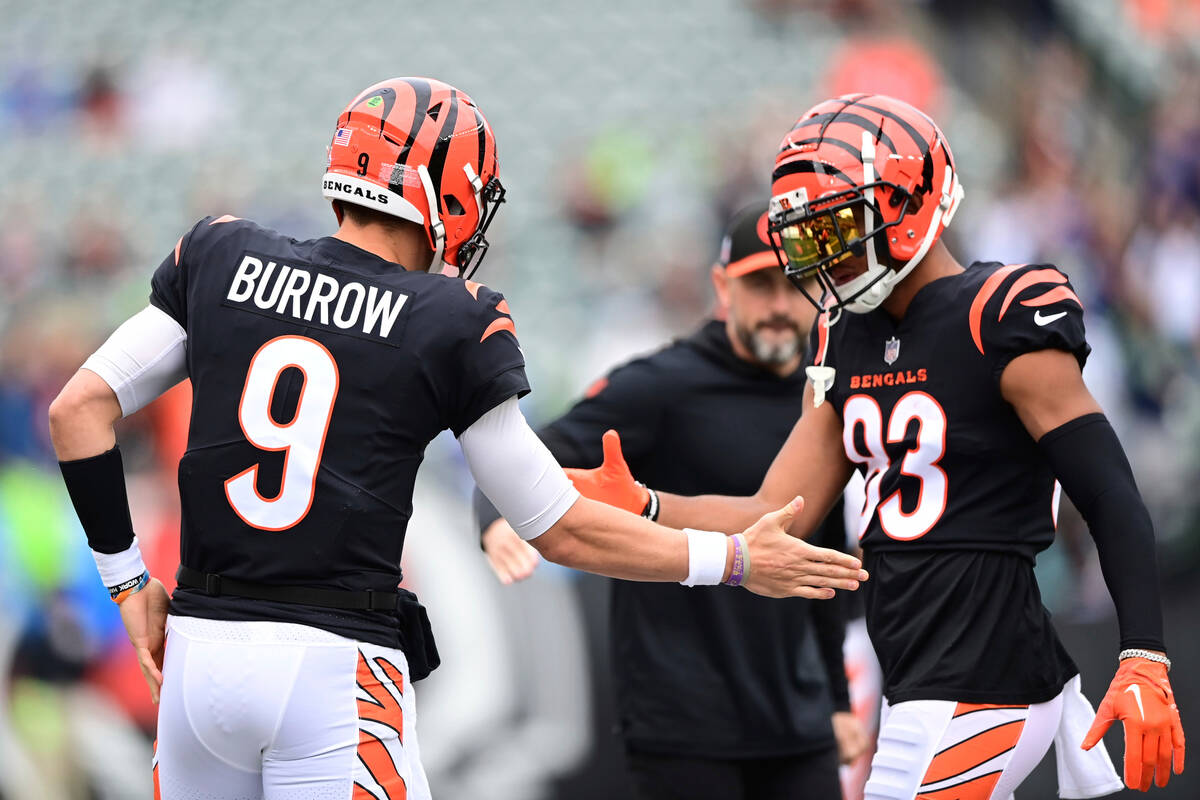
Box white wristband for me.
[91,537,149,589]
[681,528,728,586]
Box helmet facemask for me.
[768,179,914,320]
[456,173,506,280]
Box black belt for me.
[175,566,400,611]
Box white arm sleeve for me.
[458,396,580,540]
[81,305,187,417]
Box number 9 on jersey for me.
[225,336,341,531]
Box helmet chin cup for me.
[838,264,891,314]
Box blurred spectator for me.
[77,64,124,146]
[60,210,131,284]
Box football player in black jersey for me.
[565,94,1184,796]
[46,78,867,800]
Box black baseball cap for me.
[718,202,779,277]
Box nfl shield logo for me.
[884,336,900,365]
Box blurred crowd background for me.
[1,0,1199,798]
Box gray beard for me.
[737,324,801,368]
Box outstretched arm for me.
[460,396,866,599]
[568,380,855,538]
[1001,348,1184,791]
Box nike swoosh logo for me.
[1034,309,1067,326]
[1126,684,1145,720]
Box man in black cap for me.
[475,204,868,799]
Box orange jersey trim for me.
[480,317,516,343]
[968,264,1024,354]
[1021,284,1082,309]
[997,268,1066,320]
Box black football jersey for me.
[150,215,528,648]
[810,262,1089,704]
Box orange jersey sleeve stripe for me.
[968,264,1025,354]
[480,317,516,343]
[1021,284,1083,309]
[997,268,1066,321]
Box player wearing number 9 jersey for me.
[564,95,1184,797]
[47,77,868,800]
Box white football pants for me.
[863,675,1121,799]
[154,615,431,800]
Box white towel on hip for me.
[1054,674,1124,798]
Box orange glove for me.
[563,430,650,515]
[1082,657,1185,791]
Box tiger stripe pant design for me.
[864,694,1060,800]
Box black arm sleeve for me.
[59,445,137,555]
[1038,413,1166,652]
[474,357,668,539]
[809,497,851,711]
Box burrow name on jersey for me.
[224,253,410,342]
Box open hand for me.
[741,497,867,599]
[1082,657,1185,791]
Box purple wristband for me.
[724,533,747,587]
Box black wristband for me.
[640,485,660,522]
[1038,413,1165,651]
[59,445,137,554]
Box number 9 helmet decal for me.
[322,77,505,278]
[768,94,964,316]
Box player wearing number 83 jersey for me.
[821,259,1088,705]
[565,94,1184,796]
